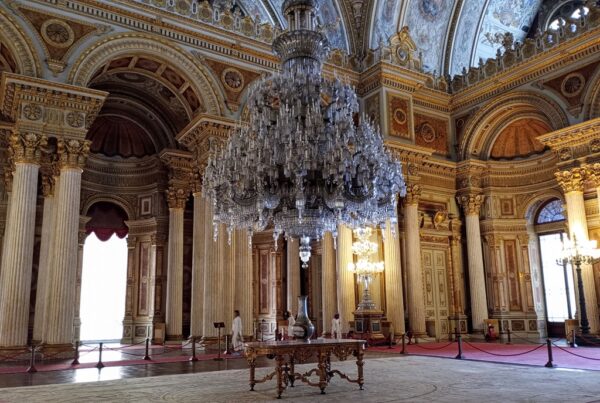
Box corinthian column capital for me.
[166,185,190,209]
[404,183,421,206]
[585,163,600,188]
[57,138,90,170]
[555,167,586,193]
[457,193,485,216]
[9,132,47,165]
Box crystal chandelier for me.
[347,227,384,311]
[203,0,405,268]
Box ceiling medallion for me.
[41,19,75,48]
[561,73,585,98]
[221,68,244,92]
[204,0,406,269]
[393,108,407,124]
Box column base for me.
[0,346,29,361]
[39,343,75,360]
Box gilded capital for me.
[457,193,485,216]
[166,185,190,209]
[585,163,600,187]
[57,138,90,169]
[9,132,47,164]
[555,168,586,193]
[403,183,421,205]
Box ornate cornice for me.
[537,117,600,167]
[0,72,107,138]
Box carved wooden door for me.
[422,248,449,339]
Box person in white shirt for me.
[331,313,342,340]
[232,310,243,352]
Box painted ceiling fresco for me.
[450,0,487,76]
[404,0,455,73]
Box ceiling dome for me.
[87,115,156,158]
[490,118,550,160]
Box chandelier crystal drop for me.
[203,0,406,268]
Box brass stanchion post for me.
[144,338,151,360]
[544,338,555,368]
[96,342,105,369]
[72,341,80,365]
[26,345,37,373]
[455,334,463,359]
[190,337,198,362]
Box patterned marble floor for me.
[0,355,598,402]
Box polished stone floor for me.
[1,355,599,402]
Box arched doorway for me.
[535,199,576,337]
[80,202,129,341]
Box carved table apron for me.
[244,339,365,399]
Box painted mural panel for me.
[450,0,486,76]
[370,0,403,48]
[475,0,541,64]
[414,113,448,155]
[404,0,455,73]
[387,94,411,138]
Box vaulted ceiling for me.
[138,0,548,76]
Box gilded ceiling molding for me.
[459,91,569,160]
[0,6,41,77]
[67,33,224,116]
[584,67,600,119]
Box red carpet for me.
[370,341,600,371]
[0,352,243,374]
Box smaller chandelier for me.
[348,227,384,311]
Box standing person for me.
[232,310,243,353]
[331,313,342,340]
[287,311,296,338]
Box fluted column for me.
[33,164,57,343]
[234,229,253,338]
[0,132,46,347]
[287,237,301,314]
[165,188,187,341]
[72,228,88,342]
[321,232,337,335]
[457,193,488,332]
[202,202,219,338]
[404,185,426,335]
[45,139,89,345]
[337,225,355,335]
[556,168,599,333]
[384,220,405,336]
[190,192,206,338]
[221,225,234,330]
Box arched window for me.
[547,1,589,31]
[536,199,565,224]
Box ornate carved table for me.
[244,339,365,399]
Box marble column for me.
[384,220,405,336]
[190,192,206,338]
[321,232,337,335]
[221,225,234,330]
[165,187,187,341]
[404,185,426,335]
[0,132,46,347]
[202,203,219,338]
[33,167,57,343]
[557,169,599,333]
[234,229,253,338]
[336,225,355,335]
[286,238,301,314]
[45,139,89,346]
[72,228,88,342]
[457,193,488,332]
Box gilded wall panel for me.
[387,93,411,138]
[414,113,449,156]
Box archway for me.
[80,202,129,341]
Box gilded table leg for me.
[248,356,256,391]
[276,354,285,399]
[289,355,295,387]
[356,348,364,390]
[318,351,328,394]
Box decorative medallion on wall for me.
[16,6,108,75]
[66,112,85,128]
[387,94,410,138]
[414,113,448,155]
[561,73,585,98]
[202,57,260,112]
[221,68,244,92]
[542,62,599,113]
[23,103,43,121]
[40,19,74,48]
